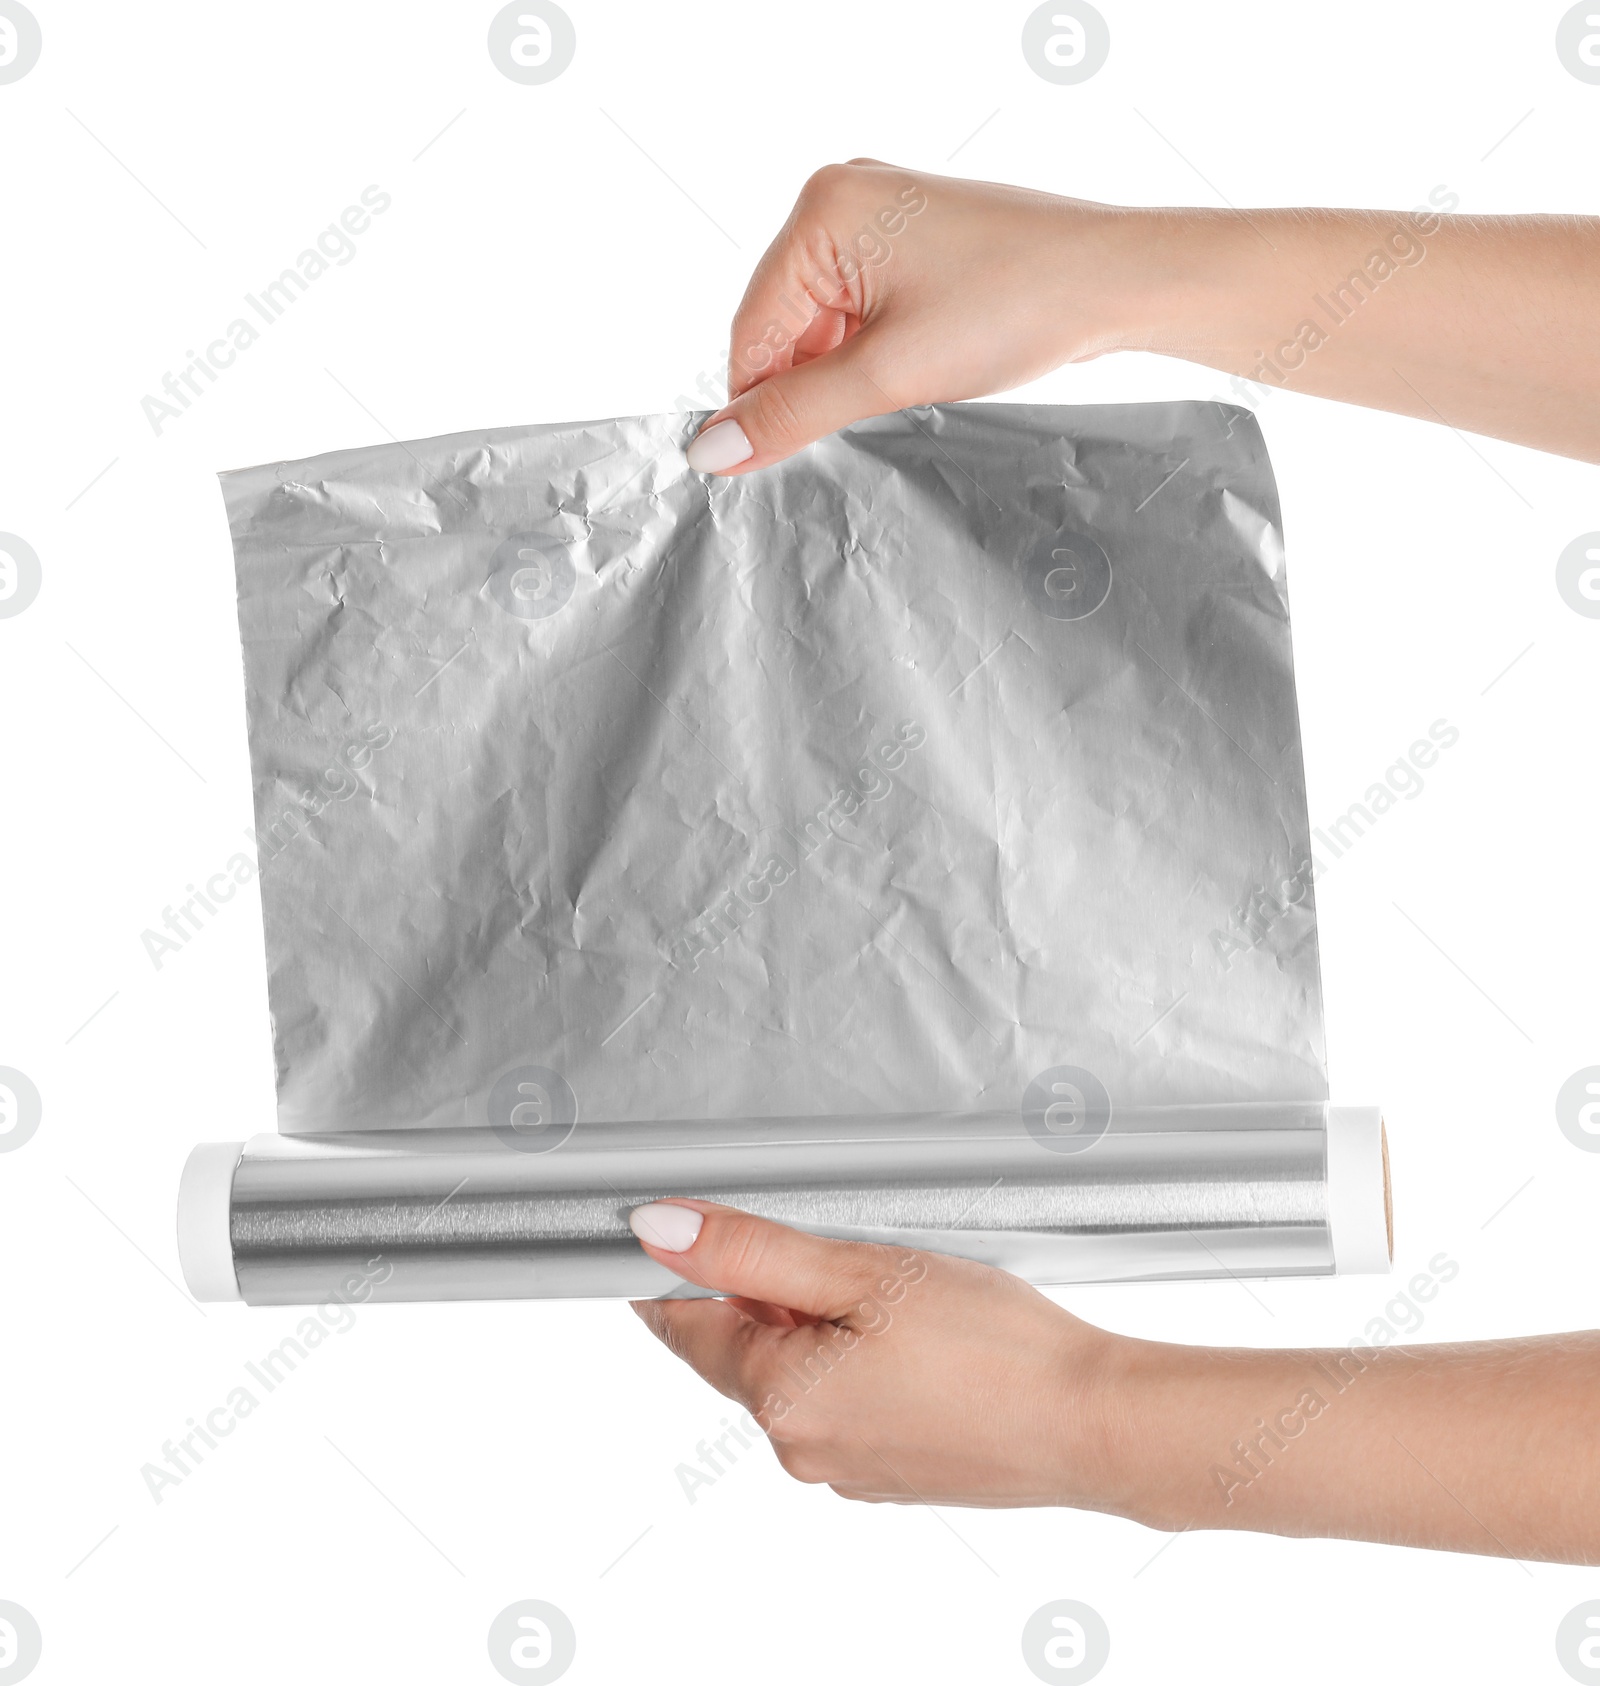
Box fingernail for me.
[630,1202,704,1252]
[685,418,752,474]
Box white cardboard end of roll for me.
[177,1142,244,1302]
[1326,1106,1392,1274]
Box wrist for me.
[1059,1329,1228,1529]
[1076,1331,1177,1523]
[1051,202,1271,362]
[1038,1323,1180,1520]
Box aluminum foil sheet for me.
[200,400,1361,1302]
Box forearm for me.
[1094,1330,1600,1561]
[690,163,1598,473]
[1082,204,1600,462]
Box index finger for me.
[725,159,921,397]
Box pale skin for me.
[681,160,1600,472]
[636,164,1600,1563]
[633,1201,1600,1564]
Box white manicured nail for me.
[685,418,752,474]
[630,1202,704,1252]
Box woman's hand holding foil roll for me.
[631,1202,1600,1563]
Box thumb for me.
[629,1199,895,1322]
[683,336,896,476]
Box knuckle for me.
[657,1318,696,1365]
[801,161,860,203]
[640,1306,695,1364]
[819,1262,875,1316]
[767,1401,828,1456]
[776,1445,833,1485]
[744,378,808,453]
[827,1240,886,1298]
[711,1214,778,1286]
[765,1408,809,1452]
[728,1321,777,1396]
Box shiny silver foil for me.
[228,1106,1333,1304]
[213,400,1345,1300]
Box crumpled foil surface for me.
[222,401,1326,1141]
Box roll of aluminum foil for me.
[180,401,1391,1302]
[180,1105,1388,1305]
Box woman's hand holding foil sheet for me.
[684,161,1600,474]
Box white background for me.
[1,2,1597,1681]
